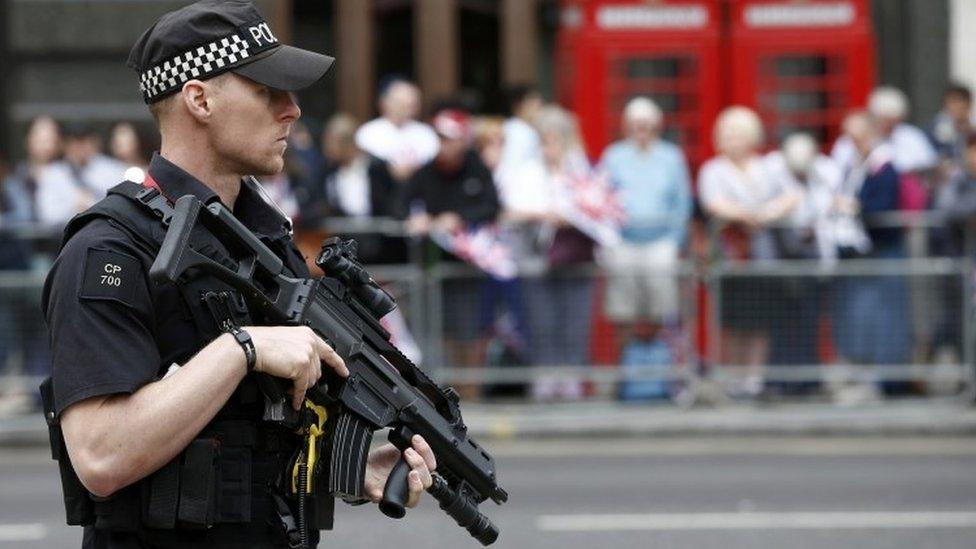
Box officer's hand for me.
[434,212,463,233]
[245,326,349,410]
[364,435,437,509]
[406,213,432,236]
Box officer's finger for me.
[314,337,348,377]
[411,435,437,472]
[292,376,307,411]
[405,470,424,509]
[313,354,323,385]
[404,448,432,490]
[306,353,319,390]
[300,343,321,388]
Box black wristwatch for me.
[228,326,257,372]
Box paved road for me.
[2,437,976,548]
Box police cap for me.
[127,0,335,104]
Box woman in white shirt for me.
[761,134,843,393]
[505,106,595,399]
[699,106,800,396]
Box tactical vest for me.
[40,181,330,545]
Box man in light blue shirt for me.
[600,98,692,247]
[598,98,691,392]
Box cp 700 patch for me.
[80,248,142,307]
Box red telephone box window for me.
[757,53,851,144]
[606,53,702,155]
[729,0,875,149]
[556,0,723,166]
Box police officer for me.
[42,1,436,547]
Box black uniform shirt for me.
[44,153,308,417]
[43,154,315,549]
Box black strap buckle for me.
[134,186,175,225]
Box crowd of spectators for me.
[3,77,976,409]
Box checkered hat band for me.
[139,34,252,102]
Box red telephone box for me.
[556,0,724,168]
[727,0,876,147]
[556,0,878,367]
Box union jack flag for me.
[556,170,625,247]
[430,225,518,281]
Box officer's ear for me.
[180,80,214,123]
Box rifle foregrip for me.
[328,412,374,500]
[378,457,411,519]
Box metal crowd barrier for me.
[701,212,976,403]
[2,214,975,411]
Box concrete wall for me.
[2,0,281,157]
[872,0,950,125]
[950,0,976,92]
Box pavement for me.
[4,436,976,548]
[3,397,976,447]
[461,398,976,438]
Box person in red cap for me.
[41,1,435,547]
[398,108,502,397]
[401,109,500,235]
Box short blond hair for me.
[623,96,663,127]
[713,106,764,154]
[868,86,909,120]
[781,133,818,174]
[148,94,175,125]
[147,72,232,126]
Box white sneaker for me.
[725,376,764,399]
[743,375,764,397]
[832,383,881,407]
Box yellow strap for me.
[291,400,329,494]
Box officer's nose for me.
[275,90,301,122]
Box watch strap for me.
[228,326,257,372]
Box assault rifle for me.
[148,192,507,545]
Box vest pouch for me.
[176,438,219,529]
[142,433,256,529]
[40,377,95,526]
[214,446,252,523]
[143,456,182,529]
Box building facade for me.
[0,0,964,159]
